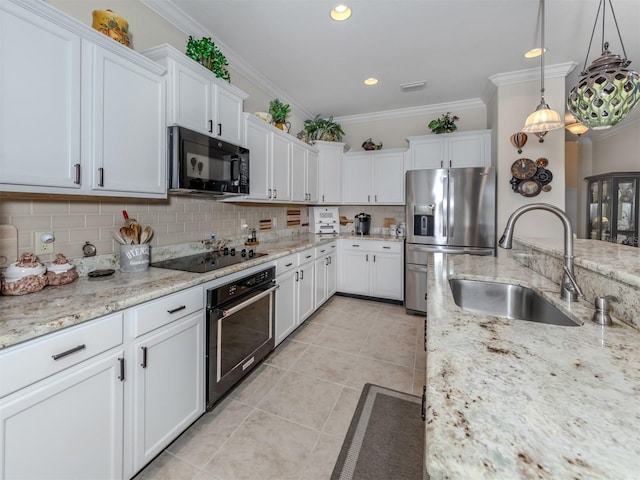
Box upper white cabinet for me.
[315,141,344,204]
[406,129,491,170]
[143,44,247,147]
[342,149,406,204]
[0,0,168,198]
[291,141,319,203]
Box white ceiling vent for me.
[400,81,427,92]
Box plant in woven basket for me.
[303,115,345,142]
[428,112,459,134]
[185,36,231,82]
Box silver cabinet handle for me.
[141,346,148,368]
[167,305,186,314]
[118,357,125,381]
[98,167,104,187]
[217,284,279,317]
[52,344,86,360]
[74,164,81,185]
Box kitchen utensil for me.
[140,226,154,244]
[119,226,136,244]
[130,222,141,244]
[112,230,127,244]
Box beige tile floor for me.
[134,295,426,480]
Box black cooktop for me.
[150,248,267,273]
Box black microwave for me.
[168,126,249,196]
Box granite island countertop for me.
[425,253,640,479]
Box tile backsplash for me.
[0,193,308,263]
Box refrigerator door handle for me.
[449,175,454,238]
[441,175,448,238]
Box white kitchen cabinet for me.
[314,241,337,309]
[0,0,168,198]
[0,312,125,480]
[406,130,491,170]
[143,44,247,147]
[315,141,345,204]
[245,114,292,201]
[337,239,404,301]
[291,141,319,202]
[274,248,317,345]
[127,286,205,476]
[342,150,406,204]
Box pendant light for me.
[522,0,563,133]
[567,0,640,130]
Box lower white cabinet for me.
[337,239,404,301]
[314,241,337,309]
[0,313,125,480]
[130,311,204,473]
[274,248,318,346]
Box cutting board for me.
[0,225,18,268]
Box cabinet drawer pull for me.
[421,385,427,421]
[98,167,104,187]
[320,249,326,253]
[208,120,213,133]
[352,244,360,247]
[305,254,312,259]
[285,262,293,267]
[383,246,391,249]
[217,123,222,136]
[74,164,81,184]
[167,305,186,314]
[300,269,304,280]
[141,346,148,368]
[52,344,86,360]
[118,357,125,382]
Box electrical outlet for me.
[35,232,54,255]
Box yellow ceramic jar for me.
[92,9,131,47]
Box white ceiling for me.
[147,0,640,129]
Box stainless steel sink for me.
[449,279,582,327]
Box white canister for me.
[396,226,405,237]
[389,224,397,237]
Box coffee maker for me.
[354,213,371,235]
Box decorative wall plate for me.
[519,179,542,197]
[511,158,537,179]
[536,157,549,168]
[534,167,553,184]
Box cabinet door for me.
[314,256,328,310]
[0,350,124,480]
[411,138,445,169]
[373,153,405,203]
[275,271,298,346]
[0,2,81,190]
[306,149,319,202]
[317,142,343,203]
[271,133,292,201]
[449,134,489,168]
[326,253,337,298]
[370,252,403,300]
[213,84,243,146]
[85,43,167,196]
[291,142,307,202]
[132,312,204,471]
[172,61,211,135]
[297,262,316,323]
[342,154,371,203]
[245,120,270,200]
[338,247,369,295]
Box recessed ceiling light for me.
[364,77,378,86]
[330,4,352,21]
[524,47,547,58]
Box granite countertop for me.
[425,253,640,479]
[0,234,358,350]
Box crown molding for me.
[489,62,578,87]
[334,99,486,125]
[139,0,313,120]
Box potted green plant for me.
[268,99,291,131]
[185,36,231,83]
[303,115,345,142]
[428,112,459,134]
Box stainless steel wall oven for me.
[205,266,277,409]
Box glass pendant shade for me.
[523,100,564,132]
[567,47,640,130]
[565,122,589,136]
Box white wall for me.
[590,123,640,175]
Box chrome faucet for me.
[498,203,584,302]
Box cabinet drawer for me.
[298,249,315,264]
[315,241,336,258]
[131,286,203,337]
[276,253,299,275]
[0,312,123,398]
[368,242,403,254]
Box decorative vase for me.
[92,9,131,47]
[275,121,291,133]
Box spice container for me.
[45,254,78,286]
[1,252,47,296]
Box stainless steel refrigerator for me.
[405,167,496,314]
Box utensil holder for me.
[120,244,149,272]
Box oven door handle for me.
[216,284,279,317]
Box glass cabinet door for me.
[588,181,600,239]
[601,179,612,241]
[615,178,637,246]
